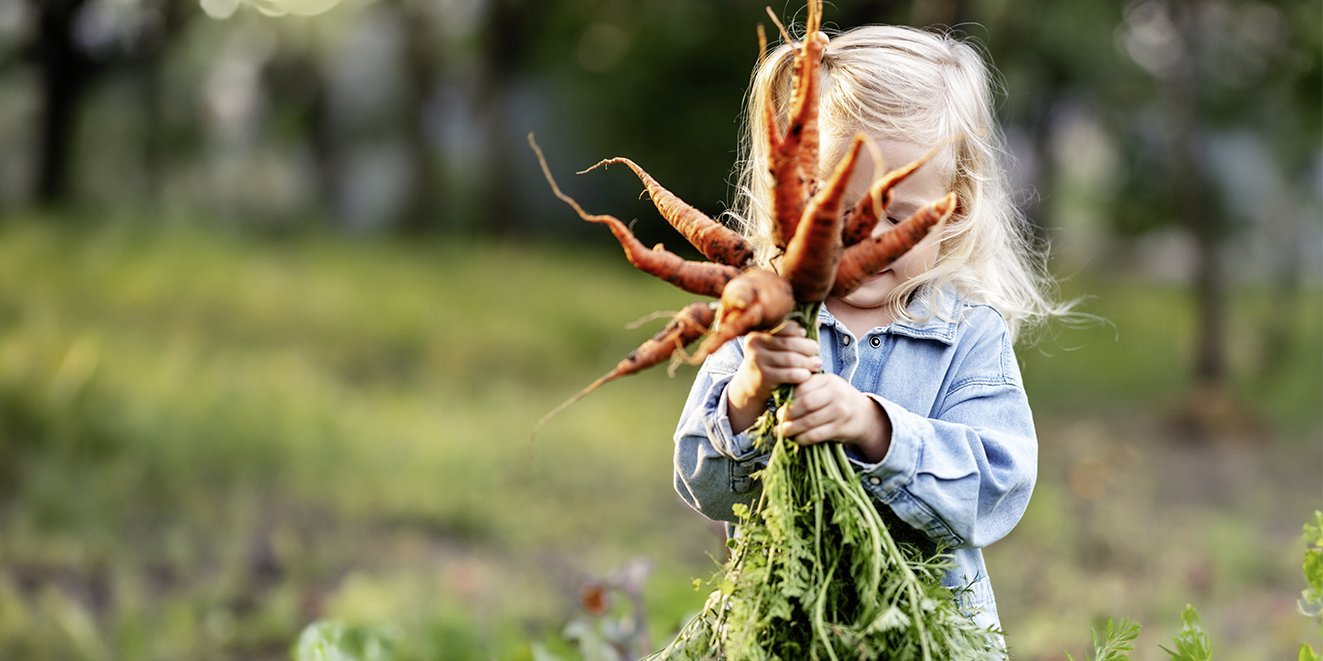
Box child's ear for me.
[951,192,966,221]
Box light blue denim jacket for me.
[672,286,1037,633]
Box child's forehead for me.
[869,138,943,169]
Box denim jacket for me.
[672,286,1037,633]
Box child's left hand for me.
[776,373,893,463]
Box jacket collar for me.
[818,286,962,346]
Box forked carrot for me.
[688,267,795,364]
[831,192,957,298]
[533,301,716,437]
[529,134,741,298]
[580,157,754,267]
[782,134,864,302]
[765,0,827,248]
[766,96,804,251]
[790,4,826,198]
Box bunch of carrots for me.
[532,1,998,657]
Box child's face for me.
[830,138,952,312]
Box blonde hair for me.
[729,25,1072,344]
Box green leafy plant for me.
[1066,616,1140,661]
[1301,510,1323,660]
[1159,604,1211,661]
[293,621,398,661]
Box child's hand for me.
[726,322,821,433]
[777,373,893,463]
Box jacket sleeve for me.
[848,309,1038,550]
[672,339,770,523]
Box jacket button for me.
[869,336,881,347]
[867,476,882,486]
[842,336,851,346]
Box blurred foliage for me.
[1159,604,1212,661]
[293,620,398,661]
[0,0,1317,239]
[1066,616,1140,661]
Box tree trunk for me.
[140,49,165,210]
[1166,0,1247,438]
[138,0,191,210]
[305,66,346,227]
[1170,0,1226,392]
[33,0,92,207]
[396,0,443,234]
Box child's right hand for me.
[726,322,822,433]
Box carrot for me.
[579,157,754,267]
[790,4,826,198]
[782,134,864,302]
[841,141,947,246]
[534,301,715,437]
[765,1,828,249]
[688,267,795,364]
[831,192,957,298]
[529,134,741,298]
[766,95,805,251]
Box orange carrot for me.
[534,301,715,436]
[831,192,957,298]
[530,134,741,298]
[765,0,827,249]
[688,267,795,364]
[841,142,946,246]
[580,157,754,267]
[790,5,826,198]
[782,134,864,302]
[766,95,805,251]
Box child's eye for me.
[885,216,902,226]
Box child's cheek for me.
[895,235,941,281]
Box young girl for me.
[673,25,1069,638]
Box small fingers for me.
[762,366,814,387]
[770,322,806,338]
[783,377,833,418]
[758,349,821,372]
[780,406,843,444]
[759,336,820,358]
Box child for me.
[673,25,1071,637]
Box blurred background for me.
[0,0,1319,658]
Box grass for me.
[0,218,1317,659]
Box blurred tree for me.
[472,0,554,237]
[393,0,444,234]
[1165,0,1225,394]
[23,0,193,209]
[137,0,195,207]
[965,0,1319,425]
[29,0,93,207]
[263,38,345,223]
[1245,0,1322,381]
[1112,0,1319,421]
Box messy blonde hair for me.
[730,25,1071,344]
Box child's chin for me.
[838,282,896,308]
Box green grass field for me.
[0,220,1317,659]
